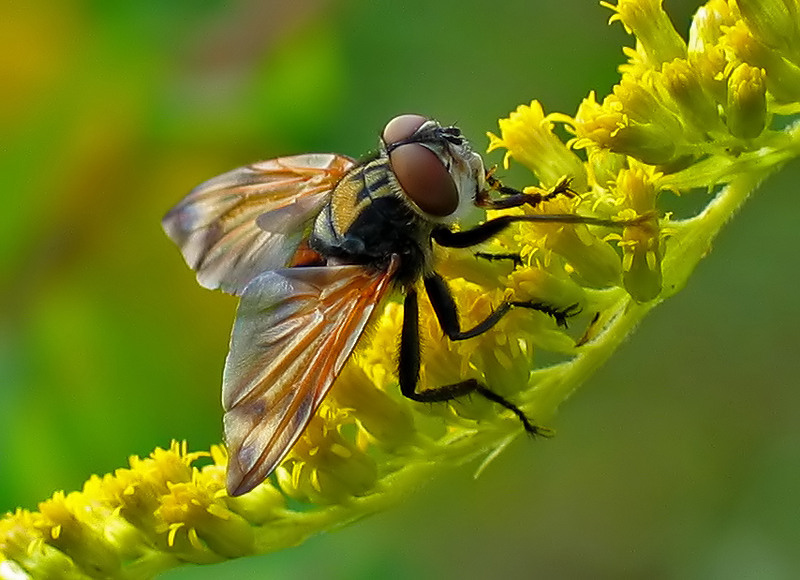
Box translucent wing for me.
[222,260,397,496]
[162,153,355,295]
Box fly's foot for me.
[511,301,582,328]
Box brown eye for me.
[388,143,459,217]
[382,114,429,145]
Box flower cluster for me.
[3,1,799,577]
[489,0,800,304]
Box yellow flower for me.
[487,100,588,190]
[608,165,664,302]
[274,406,379,504]
[571,88,681,165]
[601,0,686,68]
[514,196,624,289]
[156,477,255,560]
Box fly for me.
[163,114,637,496]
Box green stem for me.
[522,167,769,424]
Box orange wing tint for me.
[162,153,354,295]
[222,261,397,496]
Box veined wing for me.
[162,153,354,295]
[222,260,397,496]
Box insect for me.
[163,114,632,496]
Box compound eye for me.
[382,114,429,145]
[389,143,459,217]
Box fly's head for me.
[381,114,485,225]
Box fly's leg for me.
[473,251,523,267]
[432,212,646,249]
[424,272,578,332]
[399,289,548,436]
[478,172,575,210]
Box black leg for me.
[423,272,578,338]
[433,213,644,248]
[432,216,519,248]
[398,289,422,394]
[398,288,547,436]
[474,251,523,267]
[479,174,576,210]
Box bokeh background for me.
[3,0,799,578]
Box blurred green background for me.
[3,0,799,578]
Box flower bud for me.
[689,45,729,106]
[608,123,678,165]
[724,20,800,104]
[660,58,722,133]
[603,0,687,65]
[689,0,736,52]
[726,63,768,139]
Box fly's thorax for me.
[310,156,433,276]
[320,156,399,239]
